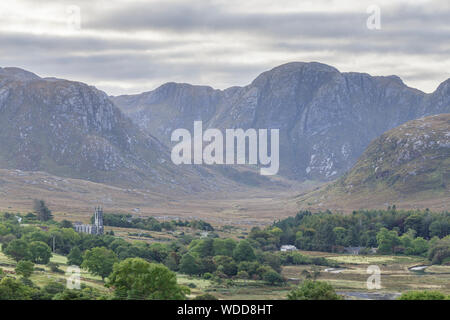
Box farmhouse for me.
[280,245,297,252]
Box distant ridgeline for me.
[91,213,214,232]
[255,209,450,260]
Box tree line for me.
[253,208,450,263]
[97,213,214,232]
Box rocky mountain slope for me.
[334,114,449,193]
[296,114,450,211]
[112,62,450,181]
[0,67,219,192]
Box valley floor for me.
[1,168,448,231]
[0,169,309,227]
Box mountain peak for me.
[251,61,340,88]
[435,78,450,94]
[0,67,41,81]
[262,61,340,77]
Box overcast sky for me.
[1,0,449,95]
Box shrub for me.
[15,260,34,278]
[193,293,218,300]
[203,272,213,280]
[287,280,341,300]
[398,291,448,300]
[47,262,63,274]
[263,270,284,285]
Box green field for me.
[0,245,108,293]
[177,251,450,300]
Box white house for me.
[280,245,297,252]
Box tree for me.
[398,290,447,300]
[313,222,336,251]
[67,246,83,266]
[29,241,52,264]
[410,237,429,256]
[213,256,237,277]
[24,213,37,221]
[3,239,30,262]
[33,199,53,222]
[199,257,216,274]
[238,261,259,277]
[163,252,179,271]
[262,252,282,273]
[0,277,34,300]
[47,262,63,273]
[179,253,201,275]
[189,238,214,258]
[427,237,450,265]
[287,280,341,300]
[263,270,284,285]
[15,260,34,278]
[0,223,8,236]
[60,220,73,229]
[39,281,66,300]
[233,240,256,262]
[429,220,449,238]
[107,258,189,300]
[376,228,400,254]
[52,287,101,300]
[81,247,118,280]
[333,227,349,247]
[212,238,236,257]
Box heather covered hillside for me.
[298,114,450,211]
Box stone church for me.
[74,207,104,235]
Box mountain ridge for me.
[112,61,450,181]
[296,114,450,212]
[0,68,223,193]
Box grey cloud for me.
[0,0,449,95]
[0,32,187,53]
[87,2,365,37]
[86,1,450,38]
[83,1,450,57]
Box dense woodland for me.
[261,209,450,263]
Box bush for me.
[47,262,63,274]
[29,241,52,264]
[0,277,35,300]
[15,260,34,278]
[428,238,450,265]
[203,272,213,280]
[263,270,284,285]
[179,253,201,275]
[398,291,448,300]
[38,281,66,300]
[193,293,218,300]
[107,258,189,300]
[287,280,341,300]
